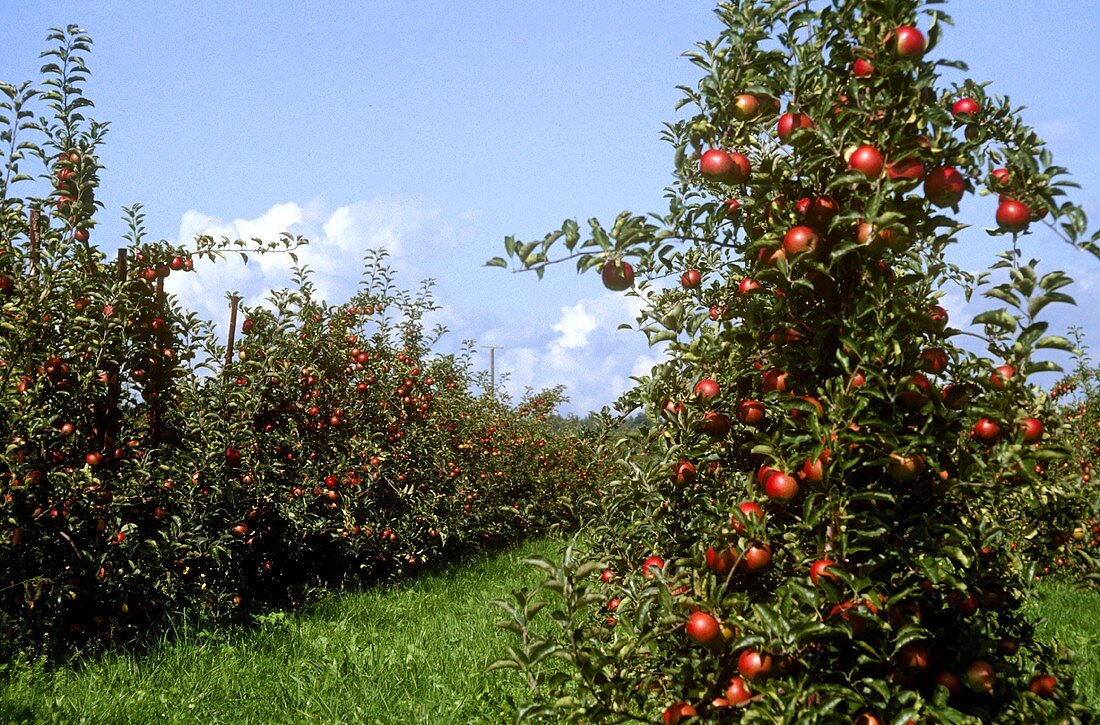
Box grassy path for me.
[0,538,564,724]
[1,539,1097,723]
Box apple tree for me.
[490,1,1097,721]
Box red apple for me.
[662,702,697,725]
[1029,673,1057,699]
[736,399,766,426]
[741,543,772,572]
[777,112,814,142]
[737,648,773,681]
[643,556,665,579]
[991,364,1016,389]
[731,501,765,532]
[783,225,821,256]
[896,642,933,673]
[964,660,996,694]
[764,471,799,502]
[809,559,838,586]
[601,260,634,291]
[971,417,1001,444]
[996,199,1031,232]
[737,277,762,296]
[698,411,731,438]
[1020,417,1043,443]
[686,611,722,646]
[952,97,980,118]
[924,167,966,207]
[706,545,738,575]
[694,378,720,399]
[733,93,761,120]
[848,145,884,179]
[725,676,751,705]
[853,58,874,77]
[762,369,789,393]
[887,453,925,481]
[672,460,697,485]
[893,26,926,59]
[680,269,702,288]
[919,347,949,374]
[887,156,925,181]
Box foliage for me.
[491,1,1096,721]
[0,26,610,659]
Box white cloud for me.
[552,301,597,349]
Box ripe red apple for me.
[932,670,965,700]
[600,568,614,583]
[672,460,697,485]
[1020,417,1043,443]
[896,642,933,673]
[919,347,949,374]
[893,26,926,59]
[802,195,840,229]
[762,369,789,393]
[887,453,925,481]
[777,112,814,142]
[1029,673,1057,699]
[694,378,720,399]
[643,556,665,579]
[990,167,1011,188]
[725,676,751,705]
[991,364,1016,389]
[971,417,1001,444]
[928,304,949,329]
[924,167,966,207]
[737,648,774,681]
[897,373,933,407]
[662,702,697,725]
[700,148,735,180]
[736,399,766,426]
[737,277,762,295]
[698,411,731,438]
[686,611,722,646]
[732,93,761,120]
[964,660,996,694]
[764,471,799,502]
[724,198,741,215]
[886,156,925,181]
[952,97,980,118]
[996,199,1031,232]
[706,545,738,575]
[783,225,821,256]
[680,269,701,288]
[731,501,765,532]
[848,145,884,179]
[699,149,751,183]
[601,260,634,291]
[809,559,838,586]
[853,58,874,77]
[741,543,772,572]
[225,448,242,466]
[800,455,825,484]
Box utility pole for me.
[481,345,503,397]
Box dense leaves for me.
[491,1,1096,722]
[0,26,610,659]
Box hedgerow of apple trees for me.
[0,26,610,659]
[489,1,1100,722]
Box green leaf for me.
[485,256,508,269]
[971,309,1017,333]
[1034,335,1077,353]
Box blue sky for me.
[3,2,1100,415]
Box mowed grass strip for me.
[2,542,1099,723]
[1030,578,1100,706]
[0,538,565,725]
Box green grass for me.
[0,538,565,725]
[2,542,1099,723]
[1029,578,1100,705]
